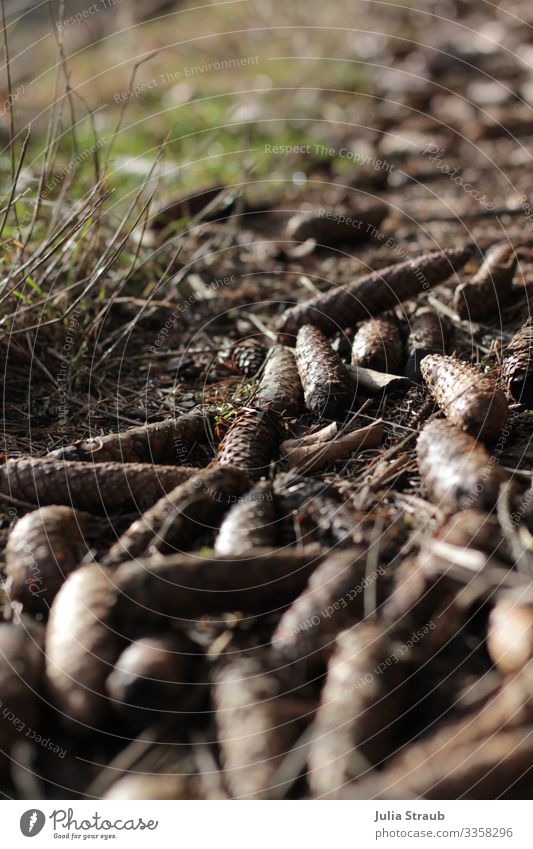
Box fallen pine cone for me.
[254,345,303,418]
[382,556,461,651]
[420,354,509,443]
[405,306,453,381]
[308,623,414,796]
[340,725,533,800]
[104,464,251,564]
[46,410,210,464]
[107,632,199,732]
[214,481,278,555]
[338,667,533,799]
[278,245,472,341]
[216,410,280,478]
[227,339,267,377]
[417,419,509,512]
[5,506,105,614]
[45,565,126,728]
[111,546,325,630]
[271,549,372,667]
[351,316,404,373]
[501,319,533,407]
[285,202,387,246]
[454,243,517,321]
[0,458,197,513]
[295,324,356,417]
[212,654,316,798]
[0,621,44,778]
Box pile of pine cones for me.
[2,241,533,800]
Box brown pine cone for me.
[216,410,279,478]
[417,419,509,512]
[308,623,414,795]
[107,632,199,731]
[454,243,516,321]
[104,464,251,563]
[271,548,371,668]
[285,201,388,246]
[212,654,316,798]
[436,509,511,561]
[47,410,210,464]
[45,565,125,728]
[0,621,44,777]
[111,547,324,629]
[338,671,533,799]
[501,319,533,406]
[254,345,303,418]
[295,324,356,417]
[351,316,404,373]
[278,245,472,341]
[421,354,509,443]
[214,482,278,555]
[229,339,267,377]
[0,458,197,513]
[5,506,106,614]
[405,307,453,381]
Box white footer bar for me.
[2,800,530,847]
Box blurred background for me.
[3,0,531,204]
[2,0,533,448]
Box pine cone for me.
[230,340,267,377]
[0,458,197,513]
[308,623,414,795]
[420,354,509,443]
[5,506,104,613]
[217,410,279,478]
[46,565,125,727]
[405,307,453,381]
[47,410,210,464]
[107,632,199,732]
[212,654,316,798]
[111,547,324,629]
[272,549,370,668]
[436,509,510,561]
[501,319,533,406]
[278,245,472,341]
[351,315,404,373]
[454,243,516,321]
[295,324,356,417]
[104,464,251,564]
[0,622,43,777]
[254,345,303,418]
[417,419,509,511]
[339,673,533,799]
[214,482,278,555]
[285,201,387,246]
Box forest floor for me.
[1,0,533,800]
